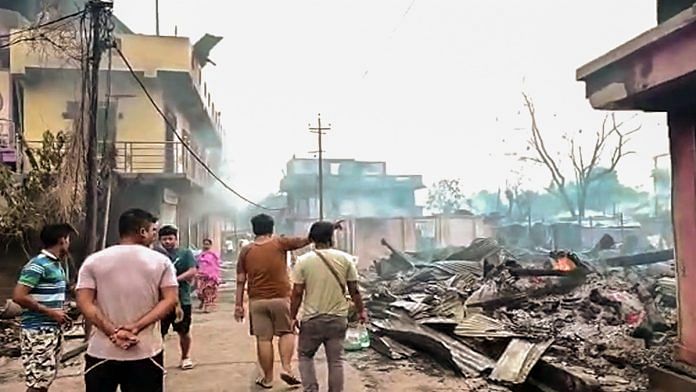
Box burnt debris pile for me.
[363,238,677,391]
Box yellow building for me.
[2,4,228,250]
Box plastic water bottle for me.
[344,325,370,351]
[358,325,370,349]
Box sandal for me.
[280,372,301,386]
[255,377,273,389]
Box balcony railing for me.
[18,139,210,186]
[109,141,210,184]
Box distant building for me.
[280,158,424,220]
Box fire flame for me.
[553,256,576,272]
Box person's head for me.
[202,238,213,251]
[118,208,159,246]
[158,225,179,250]
[309,221,335,248]
[251,214,274,237]
[40,223,76,257]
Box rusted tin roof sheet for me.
[454,313,520,338]
[373,317,495,376]
[490,338,553,384]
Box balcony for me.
[10,32,224,146]
[19,139,210,188]
[109,141,210,187]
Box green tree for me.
[652,167,671,214]
[427,179,466,214]
[469,190,501,215]
[0,131,82,254]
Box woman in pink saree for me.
[196,239,222,312]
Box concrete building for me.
[577,0,696,382]
[0,2,227,250]
[280,158,424,220]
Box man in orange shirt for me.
[235,214,309,389]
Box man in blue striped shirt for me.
[13,224,75,392]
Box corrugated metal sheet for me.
[657,277,676,298]
[447,238,501,261]
[433,260,483,277]
[490,338,553,384]
[388,300,430,316]
[430,296,465,320]
[373,317,495,376]
[417,317,460,327]
[369,334,415,360]
[454,314,520,338]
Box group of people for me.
[11,209,363,392]
[12,209,223,392]
[235,213,365,392]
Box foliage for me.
[469,190,501,215]
[652,168,671,196]
[426,179,466,214]
[469,172,650,222]
[582,169,648,214]
[0,131,83,252]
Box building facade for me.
[280,158,424,220]
[0,1,227,251]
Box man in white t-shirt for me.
[76,209,178,392]
[290,221,366,392]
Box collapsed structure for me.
[363,238,677,391]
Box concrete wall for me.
[11,33,192,77]
[22,72,81,140]
[286,215,492,270]
[435,215,493,248]
[21,71,166,144]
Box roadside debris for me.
[364,238,677,391]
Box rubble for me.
[364,238,678,391]
[0,320,19,358]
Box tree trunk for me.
[578,185,589,222]
[557,186,577,218]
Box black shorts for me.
[84,352,164,392]
[161,304,192,336]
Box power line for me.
[0,10,86,41]
[114,46,282,211]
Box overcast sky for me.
[114,0,668,208]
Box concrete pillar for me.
[669,112,696,365]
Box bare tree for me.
[521,93,639,220]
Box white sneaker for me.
[180,358,195,370]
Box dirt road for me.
[0,298,368,392]
[0,289,470,392]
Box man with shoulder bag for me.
[290,221,366,392]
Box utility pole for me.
[84,0,112,255]
[309,114,331,220]
[653,153,669,217]
[155,0,160,35]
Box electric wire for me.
[114,46,283,211]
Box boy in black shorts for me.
[158,225,198,370]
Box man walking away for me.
[235,213,309,389]
[290,221,367,392]
[76,209,178,392]
[13,224,75,392]
[158,225,198,370]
